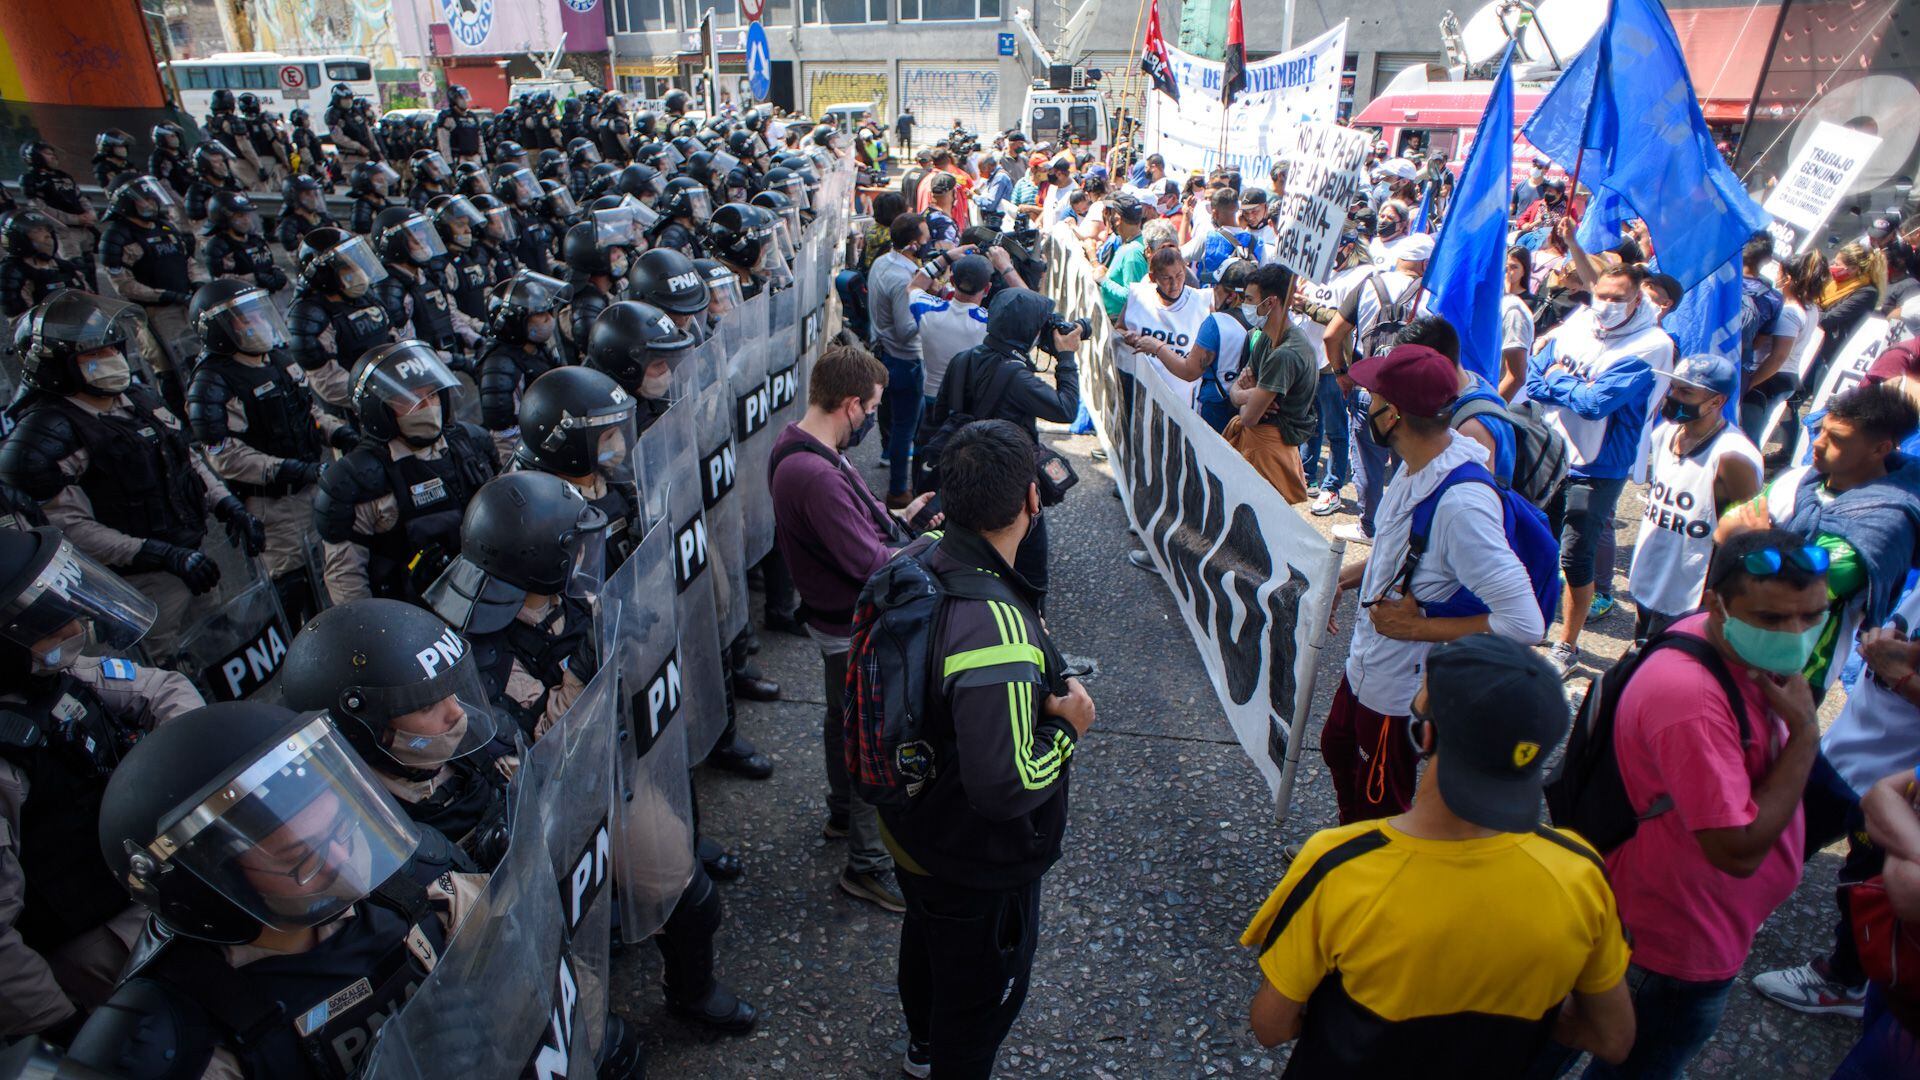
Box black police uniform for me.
[349,194,390,236]
[476,336,561,441]
[204,112,251,162]
[286,287,393,412]
[596,115,631,165]
[0,254,89,319]
[20,165,95,279]
[326,103,380,160]
[244,115,282,175]
[372,262,467,365]
[443,249,495,323]
[408,180,448,213]
[100,213,196,303]
[312,423,496,604]
[470,592,595,739]
[185,174,244,225]
[149,148,194,197]
[514,211,559,275]
[204,229,290,293]
[563,279,615,360]
[275,207,340,254]
[653,220,700,258]
[90,152,130,190]
[474,235,519,286]
[437,107,484,162]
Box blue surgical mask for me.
[1720,611,1828,675]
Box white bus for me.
[159,53,378,119]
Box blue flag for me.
[1522,0,1769,292]
[1412,181,1435,234]
[1426,46,1514,383]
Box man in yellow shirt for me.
[1241,634,1637,1077]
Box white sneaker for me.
[1751,961,1868,1018]
[1310,488,1342,516]
[1543,641,1580,679]
[1331,523,1372,545]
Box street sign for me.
[418,69,437,95]
[741,0,765,20]
[745,21,771,102]
[998,32,1015,56]
[278,65,306,91]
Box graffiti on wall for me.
[251,0,404,69]
[806,69,887,120]
[901,66,999,135]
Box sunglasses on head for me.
[1738,545,1831,578]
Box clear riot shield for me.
[156,532,295,703]
[599,519,696,940]
[639,385,731,761]
[447,369,483,427]
[725,291,775,567]
[692,334,748,647]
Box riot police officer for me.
[628,247,711,342]
[566,138,602,202]
[693,255,745,330]
[0,210,90,319]
[586,299,695,429]
[651,176,710,257]
[429,194,496,325]
[407,149,453,212]
[705,202,781,301]
[64,700,493,1078]
[0,525,205,1045]
[202,191,290,294]
[286,227,394,411]
[286,108,328,184]
[470,193,521,284]
[513,365,643,568]
[239,93,290,189]
[521,92,564,151]
[19,141,97,291]
[370,207,479,374]
[347,160,401,235]
[97,174,204,400]
[538,179,580,241]
[186,280,349,627]
[536,148,571,197]
[663,87,692,121]
[281,598,514,869]
[494,164,558,275]
[312,341,496,605]
[148,123,193,197]
[326,83,384,172]
[185,141,245,224]
[205,89,263,189]
[0,292,264,661]
[90,129,134,189]
[435,84,487,167]
[274,174,338,253]
[559,218,629,361]
[494,139,530,169]
[476,270,567,465]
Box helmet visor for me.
[770,213,798,261]
[703,270,743,318]
[592,206,638,250]
[545,187,579,219]
[540,398,639,487]
[414,151,451,182]
[357,343,461,410]
[435,195,487,230]
[577,143,603,164]
[347,649,504,771]
[681,187,712,222]
[296,188,326,213]
[323,234,390,295]
[483,204,519,242]
[499,168,540,205]
[0,530,156,669]
[370,162,402,191]
[153,715,421,932]
[711,151,742,179]
[620,195,661,237]
[658,143,685,172]
[197,287,290,355]
[124,175,184,217]
[777,175,809,212]
[389,215,448,264]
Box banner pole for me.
[1274,538,1343,828]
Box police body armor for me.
[470,592,593,738]
[103,216,194,296]
[515,215,556,273]
[444,251,494,322]
[288,290,393,389]
[0,256,89,318]
[587,480,643,569]
[205,231,289,292]
[186,178,242,226]
[151,150,194,197]
[350,196,386,237]
[0,675,146,950]
[403,753,511,871]
[562,281,612,361]
[188,353,326,498]
[21,167,88,218]
[316,422,494,602]
[378,266,460,350]
[439,110,483,158]
[327,105,376,154]
[653,221,699,258]
[475,239,518,288]
[476,340,558,432]
[10,387,208,549]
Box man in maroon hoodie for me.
[770,342,940,912]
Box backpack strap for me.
[1392,461,1497,598]
[1639,631,1754,751]
[1448,394,1507,432]
[770,437,907,622]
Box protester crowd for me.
[6,59,1920,1080]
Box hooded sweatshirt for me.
[1526,301,1674,480]
[940,287,1081,443]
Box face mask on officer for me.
[387,696,470,769]
[526,313,556,344]
[30,618,90,674]
[395,397,443,442]
[77,346,132,395]
[235,791,370,922]
[337,264,372,299]
[608,250,629,279]
[597,428,629,469]
[446,221,474,250]
[641,360,673,400]
[27,227,56,258]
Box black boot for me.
[697,834,744,882]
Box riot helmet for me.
[427,193,486,251]
[210,88,237,113]
[95,129,133,163]
[348,160,400,198]
[568,137,602,169]
[2,209,59,259]
[663,89,691,116]
[495,140,528,165]
[283,173,327,215]
[296,228,388,299]
[486,270,567,345]
[98,701,423,943]
[454,160,491,198]
[448,84,471,109]
[14,292,145,397]
[189,280,290,356]
[762,166,808,214]
[705,202,779,273]
[562,220,626,280]
[0,526,157,677]
[693,257,744,320]
[493,165,539,209]
[236,92,261,117]
[539,179,579,221]
[584,162,622,200]
[684,151,716,190]
[424,472,608,634]
[471,194,519,244]
[193,140,236,180]
[152,123,184,152]
[107,174,180,223]
[280,598,503,781]
[536,148,568,182]
[350,340,461,447]
[288,108,311,127]
[409,148,452,184]
[750,190,800,261]
[206,190,260,236]
[586,300,695,398]
[329,83,355,109]
[20,142,58,172]
[615,163,664,203]
[659,176,711,224]
[373,207,449,267]
[633,141,672,172]
[630,248,709,316]
[514,366,638,485]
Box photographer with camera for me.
[925,287,1084,599]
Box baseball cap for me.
[1111,193,1147,225]
[1869,213,1902,240]
[1389,232,1435,264]
[1375,158,1417,182]
[1240,187,1270,207]
[1424,635,1571,833]
[948,253,993,294]
[929,171,957,195]
[1668,354,1739,398]
[1027,152,1049,168]
[1348,344,1459,416]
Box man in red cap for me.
[1321,345,1547,825]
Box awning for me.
[1670,5,1784,124]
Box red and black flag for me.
[1222,0,1248,107]
[1141,0,1179,102]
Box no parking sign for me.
[278,64,309,99]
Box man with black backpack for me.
[1542,528,1824,1078]
[865,419,1094,1079]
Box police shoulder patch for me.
[99,657,139,681]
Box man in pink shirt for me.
[1596,527,1826,1078]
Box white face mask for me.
[395,401,443,442]
[641,370,673,400]
[1591,297,1633,330]
[1240,303,1261,323]
[389,710,469,768]
[80,351,133,395]
[31,621,90,675]
[527,318,555,344]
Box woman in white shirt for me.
[1739,251,1830,445]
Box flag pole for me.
[1121,0,1154,167]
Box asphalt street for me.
[614,423,1862,1078]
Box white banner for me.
[1042,226,1342,816]
[1272,122,1373,284]
[1145,22,1347,182]
[1793,315,1893,467]
[1763,121,1883,255]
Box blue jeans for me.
[1304,371,1351,492]
[1348,388,1394,536]
[1832,984,1920,1080]
[879,353,924,497]
[1583,965,1734,1079]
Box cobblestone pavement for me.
[614,427,1862,1077]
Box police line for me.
[358,158,857,1080]
[1038,226,1343,822]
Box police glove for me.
[213,495,267,556]
[275,458,324,488]
[133,539,221,594]
[160,289,194,306]
[565,631,600,684]
[328,423,362,451]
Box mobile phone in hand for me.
[910,494,943,533]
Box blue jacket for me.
[1524,341,1655,480]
